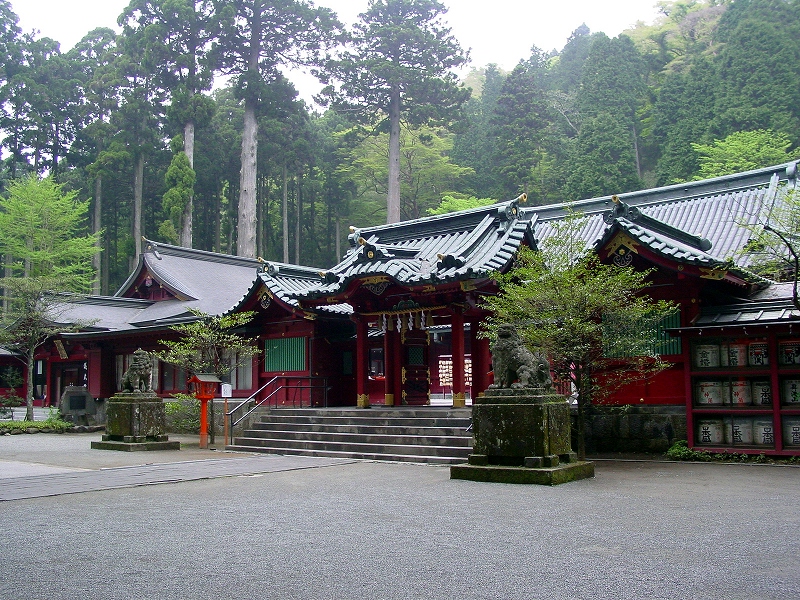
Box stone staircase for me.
[226,407,473,465]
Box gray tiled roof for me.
[117,241,260,313]
[530,163,793,270]
[228,262,353,316]
[301,199,532,298]
[693,299,800,327]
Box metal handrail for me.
[224,375,329,446]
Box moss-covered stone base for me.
[92,391,180,452]
[450,461,595,485]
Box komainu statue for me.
[121,348,153,393]
[489,324,553,390]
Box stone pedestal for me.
[91,392,180,452]
[451,388,594,485]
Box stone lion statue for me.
[489,324,553,390]
[121,348,153,393]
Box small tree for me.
[152,309,260,382]
[0,176,100,420]
[740,183,800,310]
[481,213,675,459]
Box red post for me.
[198,394,211,449]
[355,317,370,408]
[451,309,465,407]
[189,374,221,450]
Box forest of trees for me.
[2,0,800,294]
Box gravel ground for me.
[0,433,798,600]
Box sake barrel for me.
[696,381,724,405]
[782,380,800,405]
[696,419,724,445]
[782,418,800,447]
[728,418,753,445]
[779,341,800,365]
[730,379,752,406]
[726,343,748,367]
[753,419,776,446]
[694,345,720,368]
[748,343,769,367]
[751,381,772,406]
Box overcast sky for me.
[11,0,662,101]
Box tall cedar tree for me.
[481,213,674,459]
[120,0,219,248]
[319,0,469,223]
[215,0,341,258]
[0,177,100,420]
[565,34,645,199]
[490,49,553,202]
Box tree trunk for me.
[181,120,195,248]
[93,176,102,295]
[214,182,222,253]
[295,174,302,264]
[133,153,144,266]
[237,102,258,258]
[575,369,588,461]
[632,123,642,180]
[282,164,289,263]
[3,254,11,315]
[236,1,262,258]
[387,87,401,224]
[335,210,341,261]
[257,176,264,259]
[25,348,34,421]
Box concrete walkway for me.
[1,432,799,599]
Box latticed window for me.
[603,308,681,358]
[407,346,425,366]
[228,352,254,390]
[264,337,307,372]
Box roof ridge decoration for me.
[526,162,800,224]
[603,194,712,252]
[346,195,528,245]
[142,238,261,268]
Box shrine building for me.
[4,162,800,456]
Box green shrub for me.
[0,417,73,433]
[164,393,200,433]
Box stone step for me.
[240,429,473,448]
[231,435,471,457]
[228,406,473,464]
[224,444,468,465]
[249,422,470,437]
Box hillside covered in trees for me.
[1,0,799,293]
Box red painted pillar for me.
[451,309,465,407]
[384,327,398,406]
[471,327,491,398]
[355,317,370,408]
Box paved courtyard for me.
[1,432,798,599]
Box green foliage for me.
[691,130,799,179]
[164,393,200,433]
[152,308,259,379]
[342,124,473,220]
[427,195,495,215]
[489,51,556,201]
[565,112,643,199]
[0,416,74,433]
[664,440,799,464]
[0,176,100,292]
[162,148,195,232]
